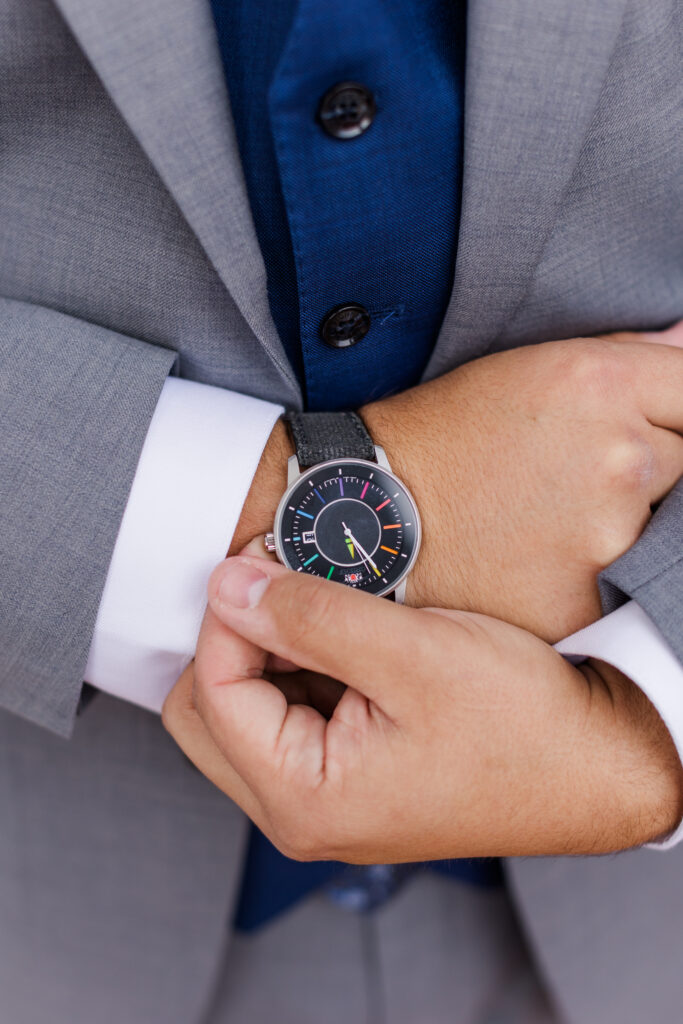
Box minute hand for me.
[342,523,381,577]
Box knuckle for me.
[160,669,193,734]
[160,695,183,738]
[160,698,174,734]
[602,437,656,491]
[272,812,337,862]
[588,513,646,568]
[565,339,625,393]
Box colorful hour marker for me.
[375,498,390,511]
[360,481,369,500]
[380,545,399,555]
[326,566,334,579]
[383,524,400,529]
[298,509,315,520]
[339,477,344,496]
[314,488,326,504]
[303,554,319,567]
[292,536,301,541]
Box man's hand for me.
[162,553,683,863]
[361,322,683,641]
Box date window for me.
[302,531,316,544]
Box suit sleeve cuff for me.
[555,601,683,849]
[85,377,283,714]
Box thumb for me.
[207,555,420,714]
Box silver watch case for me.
[266,446,421,603]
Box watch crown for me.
[264,532,276,553]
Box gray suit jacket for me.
[0,0,681,1021]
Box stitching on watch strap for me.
[284,412,375,467]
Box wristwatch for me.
[265,411,421,602]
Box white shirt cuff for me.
[85,377,283,714]
[555,601,683,849]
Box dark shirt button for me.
[321,303,371,348]
[318,82,376,140]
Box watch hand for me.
[353,540,380,575]
[341,521,364,567]
[342,522,381,577]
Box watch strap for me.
[284,411,375,467]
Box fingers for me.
[207,556,429,713]
[190,602,330,794]
[595,320,683,434]
[592,320,683,432]
[169,539,345,800]
[272,670,346,719]
[615,340,683,434]
[239,534,279,561]
[161,661,264,826]
[239,539,300,673]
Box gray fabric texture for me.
[600,480,683,663]
[0,695,248,1024]
[508,844,683,1024]
[0,0,681,1020]
[0,299,176,736]
[285,411,376,466]
[205,874,557,1024]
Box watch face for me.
[274,458,421,597]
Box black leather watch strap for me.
[284,411,375,467]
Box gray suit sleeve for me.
[0,298,177,737]
[600,479,683,662]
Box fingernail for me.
[217,560,270,609]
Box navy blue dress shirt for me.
[210,0,502,932]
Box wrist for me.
[359,394,415,488]
[228,417,293,555]
[360,391,452,608]
[584,660,683,846]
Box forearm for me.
[574,658,683,850]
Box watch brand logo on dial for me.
[344,571,364,584]
[274,459,420,597]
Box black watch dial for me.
[274,458,421,597]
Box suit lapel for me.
[54,0,628,390]
[53,0,298,393]
[426,0,628,378]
